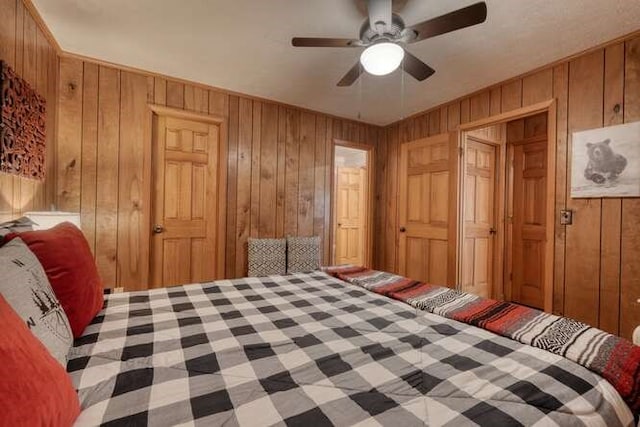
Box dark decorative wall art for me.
[0,61,46,180]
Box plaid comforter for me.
[324,265,640,415]
[68,273,634,426]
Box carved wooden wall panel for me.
[0,61,46,180]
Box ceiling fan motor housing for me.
[359,14,406,45]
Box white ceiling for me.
[33,0,640,125]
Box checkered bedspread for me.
[68,272,634,426]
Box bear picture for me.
[571,121,640,198]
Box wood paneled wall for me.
[375,34,640,339]
[0,0,58,221]
[56,56,381,289]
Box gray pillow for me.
[287,236,321,273]
[0,238,73,366]
[247,238,287,277]
[0,216,35,238]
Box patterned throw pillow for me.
[287,236,321,273]
[247,238,287,277]
[0,216,35,239]
[0,238,73,366]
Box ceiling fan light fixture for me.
[360,42,404,76]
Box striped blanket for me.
[324,265,640,414]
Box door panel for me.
[151,115,220,287]
[511,141,547,309]
[461,139,496,298]
[398,133,456,285]
[335,167,366,265]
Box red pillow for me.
[0,295,80,426]
[7,222,104,337]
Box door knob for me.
[489,227,497,235]
[153,224,164,234]
[399,227,406,233]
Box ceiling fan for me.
[291,0,487,86]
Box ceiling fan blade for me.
[367,0,392,33]
[402,51,435,81]
[337,62,363,87]
[292,37,360,48]
[406,2,487,44]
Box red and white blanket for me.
[325,265,640,414]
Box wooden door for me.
[510,140,547,309]
[462,139,497,298]
[398,133,457,286]
[335,167,366,265]
[151,115,220,287]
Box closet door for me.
[510,140,547,309]
[150,114,221,288]
[461,139,497,299]
[335,167,366,266]
[397,133,457,286]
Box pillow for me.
[0,294,80,426]
[0,238,73,365]
[0,216,35,239]
[6,222,104,338]
[287,236,321,273]
[247,238,287,277]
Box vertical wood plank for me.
[385,125,399,272]
[447,102,460,132]
[439,106,448,134]
[522,69,553,106]
[298,112,315,236]
[374,129,387,269]
[313,115,327,258]
[166,81,184,109]
[117,72,148,289]
[235,97,253,277]
[95,66,121,287]
[489,87,502,116]
[284,109,300,236]
[184,85,195,111]
[250,101,261,238]
[154,78,166,105]
[259,103,278,238]
[428,110,440,136]
[56,57,83,212]
[225,96,239,277]
[323,119,334,263]
[564,50,604,326]
[459,98,470,124]
[552,63,569,315]
[275,106,287,237]
[0,0,17,221]
[208,90,228,117]
[469,91,490,121]
[80,62,99,255]
[501,80,523,112]
[620,37,640,339]
[36,28,53,209]
[598,43,624,334]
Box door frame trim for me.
[456,99,557,313]
[331,140,375,268]
[146,104,228,284]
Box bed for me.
[67,271,635,426]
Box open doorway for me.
[458,103,556,312]
[332,143,373,267]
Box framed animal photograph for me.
[570,121,640,198]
